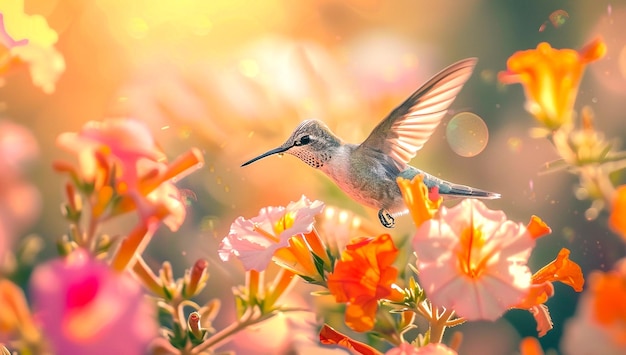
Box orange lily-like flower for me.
[499,39,606,131]
[327,234,404,332]
[0,0,65,93]
[397,175,442,227]
[515,248,584,337]
[609,185,626,241]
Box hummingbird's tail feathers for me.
[414,170,500,200]
[440,183,501,200]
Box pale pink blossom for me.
[413,199,535,320]
[219,195,324,271]
[30,249,158,355]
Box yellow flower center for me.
[457,225,490,279]
[252,211,297,244]
[273,211,296,235]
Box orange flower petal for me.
[516,282,554,309]
[526,215,552,239]
[591,269,626,327]
[345,300,379,332]
[519,337,545,355]
[397,176,441,227]
[532,248,584,291]
[0,279,37,338]
[319,324,382,355]
[273,235,320,280]
[327,234,402,332]
[579,38,607,63]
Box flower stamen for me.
[252,223,280,243]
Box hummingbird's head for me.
[241,119,340,169]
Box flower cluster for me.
[215,175,584,354]
[499,39,626,241]
[1,117,208,354]
[53,119,203,270]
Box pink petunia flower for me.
[413,199,535,321]
[29,249,158,355]
[219,195,324,271]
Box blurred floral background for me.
[2,0,625,354]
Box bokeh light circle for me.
[446,112,489,157]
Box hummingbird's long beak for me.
[241,146,290,167]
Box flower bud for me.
[183,259,209,298]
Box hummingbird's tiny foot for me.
[378,209,395,228]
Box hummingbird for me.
[241,58,500,228]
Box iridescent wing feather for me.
[359,58,478,170]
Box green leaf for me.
[312,252,326,277]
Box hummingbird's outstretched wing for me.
[359,58,477,170]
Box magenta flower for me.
[219,195,325,271]
[413,199,535,321]
[29,249,158,355]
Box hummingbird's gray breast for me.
[320,144,406,213]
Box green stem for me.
[429,308,455,343]
[190,309,275,354]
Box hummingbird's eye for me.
[295,135,310,146]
